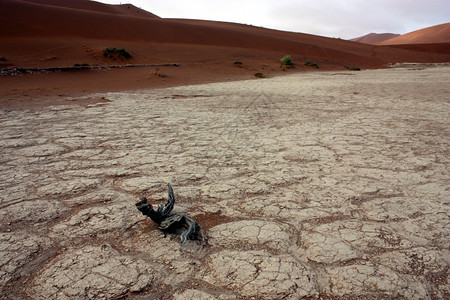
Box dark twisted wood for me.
[136,183,204,245]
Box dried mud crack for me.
[1,67,449,299]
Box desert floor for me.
[1,66,449,299]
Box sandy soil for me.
[1,66,449,299]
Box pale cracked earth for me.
[1,67,449,299]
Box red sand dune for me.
[379,43,450,56]
[1,0,450,109]
[2,0,449,67]
[18,0,160,18]
[377,23,450,45]
[350,33,400,44]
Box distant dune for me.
[19,0,160,18]
[350,33,400,44]
[377,23,450,45]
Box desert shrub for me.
[74,63,89,67]
[345,65,361,71]
[304,61,319,68]
[74,63,80,66]
[234,61,243,65]
[0,57,6,61]
[254,72,265,78]
[103,49,111,58]
[117,48,132,59]
[280,55,294,68]
[103,48,132,59]
[344,65,361,71]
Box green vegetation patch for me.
[344,65,361,71]
[103,48,132,59]
[254,72,265,78]
[280,55,294,69]
[304,61,319,68]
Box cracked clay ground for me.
[1,67,449,299]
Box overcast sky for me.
[98,0,449,39]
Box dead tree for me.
[136,184,204,245]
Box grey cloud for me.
[100,0,449,39]
[266,0,449,38]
